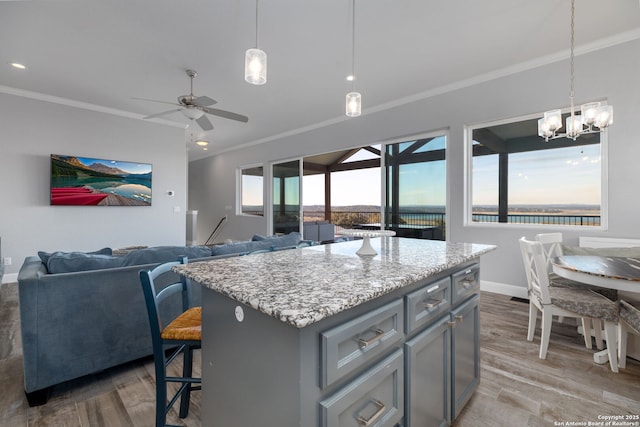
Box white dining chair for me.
[519,237,619,372]
[619,300,640,369]
[535,232,604,349]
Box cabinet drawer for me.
[320,299,404,389]
[319,349,404,427]
[405,277,451,334]
[451,264,479,303]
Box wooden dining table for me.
[552,254,640,364]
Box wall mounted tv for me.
[50,154,152,206]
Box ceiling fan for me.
[135,69,249,131]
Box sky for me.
[472,144,601,205]
[76,156,152,174]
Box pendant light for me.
[245,0,267,85]
[345,0,361,117]
[537,0,613,141]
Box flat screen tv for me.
[50,154,152,206]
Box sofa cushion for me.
[258,232,302,248]
[47,252,125,274]
[38,247,112,265]
[211,240,273,256]
[121,246,212,266]
[562,245,640,258]
[45,246,212,274]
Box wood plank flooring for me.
[1,281,638,426]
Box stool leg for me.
[179,345,194,418]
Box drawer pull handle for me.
[426,285,440,294]
[456,315,464,322]
[465,269,472,274]
[358,328,385,348]
[357,399,385,426]
[461,280,473,289]
[447,320,457,328]
[423,298,442,309]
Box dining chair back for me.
[519,237,619,372]
[619,299,640,369]
[535,232,607,349]
[140,257,202,427]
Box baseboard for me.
[480,280,528,299]
[1,272,18,284]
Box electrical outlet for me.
[3,257,11,266]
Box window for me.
[385,134,447,239]
[468,113,605,227]
[238,165,264,216]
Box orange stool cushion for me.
[161,307,202,341]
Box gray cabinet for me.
[405,315,451,427]
[404,267,480,427]
[451,294,480,419]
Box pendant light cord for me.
[351,0,356,91]
[569,0,575,113]
[255,0,260,49]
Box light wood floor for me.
[1,281,639,426]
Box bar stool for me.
[140,258,202,427]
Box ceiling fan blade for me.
[195,96,217,107]
[132,97,182,107]
[201,106,249,123]
[196,115,214,131]
[143,108,183,119]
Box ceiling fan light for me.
[245,48,267,85]
[182,107,204,120]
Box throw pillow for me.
[38,247,112,265]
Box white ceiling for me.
[1,0,639,161]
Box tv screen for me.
[50,154,152,206]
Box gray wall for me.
[0,92,188,281]
[188,39,640,295]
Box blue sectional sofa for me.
[17,233,306,405]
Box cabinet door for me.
[404,315,451,427]
[451,294,479,420]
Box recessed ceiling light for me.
[10,62,27,70]
[203,147,208,151]
[196,140,209,146]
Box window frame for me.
[236,163,265,217]
[464,110,609,230]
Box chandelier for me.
[538,0,613,142]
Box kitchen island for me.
[174,237,495,427]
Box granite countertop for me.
[173,237,496,328]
